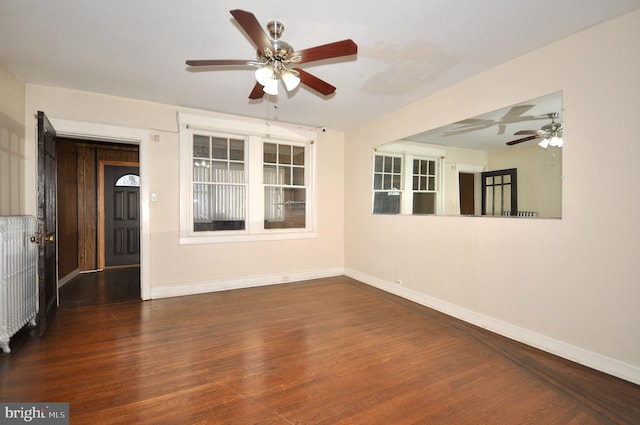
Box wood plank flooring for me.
[58,267,141,308]
[1,276,639,424]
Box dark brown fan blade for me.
[293,68,336,95]
[186,59,255,67]
[506,135,540,146]
[514,130,542,136]
[230,9,273,52]
[292,39,357,64]
[249,82,265,99]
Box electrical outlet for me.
[282,275,290,282]
[395,279,402,286]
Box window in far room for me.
[372,154,402,214]
[372,151,443,215]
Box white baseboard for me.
[150,266,345,299]
[345,268,640,386]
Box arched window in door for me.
[115,174,140,187]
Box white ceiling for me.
[1,1,639,131]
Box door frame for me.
[48,118,151,300]
[98,160,140,270]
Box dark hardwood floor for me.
[1,276,639,424]
[58,266,141,308]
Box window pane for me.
[413,176,419,190]
[420,160,427,174]
[264,143,277,163]
[428,176,435,191]
[420,176,427,190]
[373,192,400,214]
[115,174,140,187]
[264,165,278,184]
[292,167,304,186]
[374,174,382,190]
[282,166,291,185]
[374,155,383,172]
[413,159,420,174]
[211,161,227,182]
[392,174,401,190]
[264,187,306,229]
[293,146,305,165]
[229,162,245,183]
[383,174,391,190]
[229,139,244,161]
[279,144,292,164]
[193,160,210,182]
[413,192,436,214]
[193,135,209,158]
[193,184,246,231]
[393,157,401,173]
[383,157,392,173]
[212,137,228,159]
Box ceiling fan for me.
[443,104,546,137]
[506,112,564,148]
[186,9,358,99]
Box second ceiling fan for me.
[506,113,564,148]
[186,9,358,99]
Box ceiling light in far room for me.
[539,132,563,149]
[549,133,563,147]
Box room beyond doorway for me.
[56,138,141,305]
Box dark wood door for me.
[459,173,475,215]
[36,111,58,336]
[104,165,140,267]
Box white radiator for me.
[0,216,38,353]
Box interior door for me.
[459,173,475,215]
[481,168,518,216]
[104,165,140,267]
[36,111,58,336]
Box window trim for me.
[178,112,317,244]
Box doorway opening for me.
[56,138,141,306]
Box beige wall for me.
[23,86,345,297]
[344,10,640,383]
[488,144,562,218]
[0,65,27,215]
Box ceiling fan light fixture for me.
[262,78,279,95]
[538,138,551,149]
[255,65,275,86]
[281,70,300,91]
[549,134,563,147]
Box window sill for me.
[179,230,318,245]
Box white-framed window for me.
[372,149,444,215]
[179,113,316,244]
[263,141,307,229]
[411,157,438,214]
[372,154,402,214]
[192,133,247,232]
